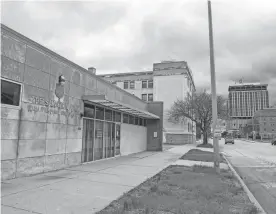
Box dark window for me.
[139,118,143,126]
[148,94,153,102]
[148,80,153,88]
[1,79,21,106]
[135,117,139,125]
[130,81,135,89]
[112,111,116,121]
[142,94,147,101]
[115,112,121,122]
[124,81,129,89]
[84,104,95,118]
[142,80,147,88]
[144,119,147,127]
[105,109,112,121]
[123,114,129,123]
[95,106,104,120]
[129,115,135,124]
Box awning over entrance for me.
[82,95,160,119]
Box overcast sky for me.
[2,0,276,104]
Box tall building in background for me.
[99,61,196,144]
[227,82,269,130]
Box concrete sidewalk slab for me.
[1,145,188,214]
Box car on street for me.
[225,134,235,144]
[272,138,276,146]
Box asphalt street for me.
[221,139,276,214]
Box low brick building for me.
[1,24,163,180]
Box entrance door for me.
[104,122,113,158]
[115,124,121,156]
[94,120,104,160]
[82,119,94,162]
[111,123,116,157]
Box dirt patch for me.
[96,165,258,214]
[180,149,227,163]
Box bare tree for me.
[167,90,227,145]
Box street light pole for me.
[207,0,220,173]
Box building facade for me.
[254,108,276,139]
[99,61,196,144]
[227,83,269,130]
[1,24,163,180]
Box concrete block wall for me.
[166,133,193,145]
[120,124,147,155]
[1,25,150,180]
[1,32,84,180]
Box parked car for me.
[272,138,276,146]
[225,135,235,144]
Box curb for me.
[223,154,266,214]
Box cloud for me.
[1,0,276,104]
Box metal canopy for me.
[82,95,159,119]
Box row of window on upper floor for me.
[84,103,147,126]
[122,80,153,89]
[141,93,153,102]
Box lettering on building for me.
[27,95,80,118]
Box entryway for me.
[82,118,121,163]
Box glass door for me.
[111,123,116,157]
[103,122,113,158]
[94,120,104,160]
[115,124,121,156]
[82,119,94,163]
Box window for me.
[148,94,153,102]
[142,80,147,88]
[130,81,135,89]
[124,81,129,89]
[129,115,135,124]
[115,112,121,122]
[142,94,147,101]
[139,118,143,126]
[135,117,139,125]
[123,114,129,123]
[84,104,95,118]
[95,107,104,120]
[148,80,153,88]
[104,109,112,121]
[1,79,21,106]
[144,119,147,127]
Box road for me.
[220,139,276,214]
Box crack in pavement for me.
[2,204,43,214]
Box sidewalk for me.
[242,138,271,144]
[1,145,194,214]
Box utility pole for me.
[208,0,220,173]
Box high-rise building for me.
[227,82,269,130]
[98,61,196,144]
